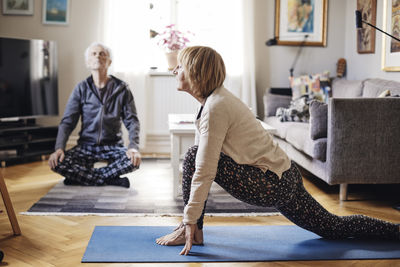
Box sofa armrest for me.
[326,97,400,184]
[263,92,291,118]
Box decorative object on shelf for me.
[164,50,179,71]
[156,24,192,70]
[380,0,400,71]
[357,0,377,54]
[272,0,328,46]
[42,0,70,25]
[336,58,346,77]
[2,0,33,15]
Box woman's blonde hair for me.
[178,46,226,98]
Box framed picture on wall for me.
[274,0,328,46]
[42,0,69,25]
[382,0,400,71]
[2,0,34,15]
[357,0,376,54]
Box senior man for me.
[48,42,141,188]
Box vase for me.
[165,50,179,70]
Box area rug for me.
[82,226,400,262]
[22,159,278,216]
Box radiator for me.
[147,75,197,135]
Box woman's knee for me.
[183,145,198,165]
[182,146,198,185]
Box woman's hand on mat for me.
[126,149,141,167]
[48,149,65,169]
[180,224,196,256]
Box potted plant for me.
[156,24,192,70]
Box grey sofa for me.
[263,78,400,200]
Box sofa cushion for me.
[362,78,400,97]
[332,78,363,98]
[311,138,327,162]
[263,92,291,117]
[285,123,327,162]
[309,100,328,140]
[264,116,306,140]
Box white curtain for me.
[231,0,257,114]
[240,0,257,114]
[102,0,151,149]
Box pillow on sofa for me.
[290,72,331,103]
[291,75,310,99]
[276,96,310,122]
[378,89,391,97]
[309,100,328,140]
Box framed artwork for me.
[274,0,328,46]
[382,0,400,71]
[42,0,69,25]
[357,0,376,54]
[2,0,34,15]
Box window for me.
[149,0,243,74]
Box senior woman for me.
[156,46,400,255]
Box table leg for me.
[171,133,180,199]
[0,173,21,235]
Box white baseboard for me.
[142,134,170,154]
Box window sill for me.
[148,68,174,77]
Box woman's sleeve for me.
[183,105,229,224]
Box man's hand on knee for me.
[126,148,141,167]
[48,149,65,169]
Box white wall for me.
[254,0,347,118]
[344,0,400,81]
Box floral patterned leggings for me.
[182,146,399,240]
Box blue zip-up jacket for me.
[55,75,140,151]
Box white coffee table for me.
[168,113,276,199]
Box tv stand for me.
[0,118,36,129]
[0,120,58,167]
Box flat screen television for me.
[0,37,58,122]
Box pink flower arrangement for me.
[157,24,192,53]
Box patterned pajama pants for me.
[53,144,137,186]
[182,146,399,240]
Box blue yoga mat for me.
[82,226,400,263]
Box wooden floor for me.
[0,159,399,267]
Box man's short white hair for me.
[84,42,113,64]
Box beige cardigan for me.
[183,86,291,225]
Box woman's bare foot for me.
[173,221,184,231]
[156,223,204,246]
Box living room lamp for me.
[266,34,309,78]
[355,10,400,42]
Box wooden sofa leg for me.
[340,183,348,201]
